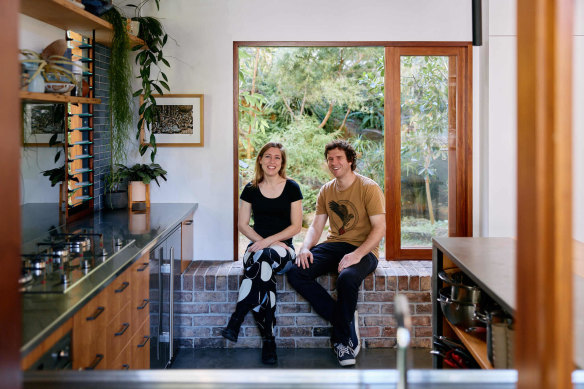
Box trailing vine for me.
[132,15,170,162]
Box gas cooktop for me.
[20,229,135,294]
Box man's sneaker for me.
[333,342,356,367]
[349,310,360,356]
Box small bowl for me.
[45,82,75,94]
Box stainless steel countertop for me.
[21,203,198,357]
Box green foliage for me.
[401,216,448,246]
[103,7,133,166]
[351,135,385,192]
[116,163,167,186]
[133,15,170,162]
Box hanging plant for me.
[102,7,133,166]
[131,11,170,162]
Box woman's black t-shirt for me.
[240,179,303,246]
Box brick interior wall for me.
[173,260,432,349]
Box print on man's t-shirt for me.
[329,200,359,235]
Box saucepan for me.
[438,269,482,305]
[437,287,483,328]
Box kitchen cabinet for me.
[72,253,150,370]
[432,237,516,370]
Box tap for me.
[395,294,412,389]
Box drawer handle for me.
[184,220,193,226]
[86,306,105,321]
[137,299,149,310]
[115,323,130,336]
[137,335,150,348]
[115,281,130,293]
[122,364,130,370]
[137,262,149,272]
[85,354,104,370]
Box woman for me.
[221,142,303,364]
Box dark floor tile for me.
[171,348,433,370]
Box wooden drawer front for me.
[131,254,150,326]
[106,301,133,358]
[106,269,132,319]
[109,342,132,370]
[130,318,151,370]
[72,288,109,370]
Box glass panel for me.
[400,56,450,248]
[238,47,385,258]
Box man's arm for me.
[296,213,328,269]
[338,213,386,272]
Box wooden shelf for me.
[446,319,493,369]
[20,91,101,104]
[20,0,144,47]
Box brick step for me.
[168,260,432,349]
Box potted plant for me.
[104,168,128,210]
[116,163,167,209]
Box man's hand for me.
[296,247,313,269]
[338,252,362,272]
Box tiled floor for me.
[171,348,433,369]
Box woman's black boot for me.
[261,336,277,364]
[221,314,243,342]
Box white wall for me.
[484,0,584,241]
[145,0,472,260]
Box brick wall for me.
[175,260,432,349]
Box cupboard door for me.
[131,253,150,327]
[72,288,109,370]
[106,300,133,360]
[109,342,131,370]
[106,269,132,319]
[131,318,151,369]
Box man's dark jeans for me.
[287,242,378,344]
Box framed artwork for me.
[23,104,65,146]
[140,94,204,147]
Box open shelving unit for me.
[432,237,516,370]
[445,319,493,369]
[20,0,144,47]
[19,0,142,221]
[20,91,100,105]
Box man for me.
[287,140,386,367]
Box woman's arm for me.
[248,200,302,252]
[238,200,264,242]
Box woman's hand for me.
[248,238,273,253]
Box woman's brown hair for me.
[252,142,287,187]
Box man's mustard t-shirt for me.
[316,173,385,258]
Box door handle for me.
[184,220,193,226]
[137,262,149,272]
[86,306,104,321]
[137,299,149,310]
[115,281,130,293]
[169,246,175,360]
[85,354,104,370]
[137,335,150,348]
[115,322,130,336]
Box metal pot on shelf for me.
[438,269,482,304]
[437,287,483,328]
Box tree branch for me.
[277,84,295,120]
